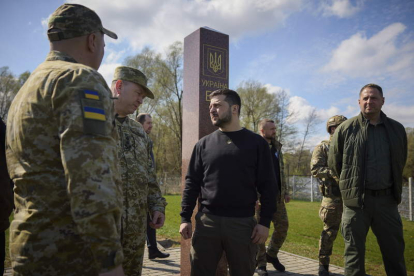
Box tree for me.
[274,89,297,147]
[238,80,280,132]
[124,42,183,177]
[0,67,30,120]
[295,108,320,173]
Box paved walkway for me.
[141,248,344,276]
[4,248,344,276]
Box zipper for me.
[361,119,369,209]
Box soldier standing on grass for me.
[136,113,170,260]
[6,4,124,276]
[111,66,167,276]
[256,119,290,276]
[311,115,347,276]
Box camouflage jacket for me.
[6,51,123,275]
[310,138,340,197]
[115,116,166,235]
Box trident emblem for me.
[209,52,222,73]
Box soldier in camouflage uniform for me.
[256,119,289,276]
[6,4,124,276]
[310,115,347,276]
[111,66,167,276]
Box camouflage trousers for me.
[256,199,289,267]
[122,205,148,276]
[318,196,343,266]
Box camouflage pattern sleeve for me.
[311,141,333,180]
[146,135,167,214]
[54,69,123,272]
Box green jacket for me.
[328,112,407,208]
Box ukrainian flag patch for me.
[84,90,100,100]
[84,106,106,121]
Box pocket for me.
[195,211,202,222]
[319,207,327,222]
[10,230,31,263]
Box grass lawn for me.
[158,195,414,276]
[5,195,414,276]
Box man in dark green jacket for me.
[328,83,407,276]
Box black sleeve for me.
[180,143,203,223]
[256,139,278,227]
[0,118,13,231]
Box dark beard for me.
[212,109,232,128]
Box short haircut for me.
[359,83,383,97]
[136,113,151,124]
[258,119,275,131]
[209,89,241,115]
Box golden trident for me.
[209,52,222,73]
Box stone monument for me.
[181,27,229,276]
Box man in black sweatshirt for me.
[180,89,278,276]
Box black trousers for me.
[190,213,257,276]
[146,213,157,251]
[1,231,5,276]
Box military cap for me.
[113,66,154,99]
[47,3,117,41]
[326,115,347,133]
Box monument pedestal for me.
[181,27,229,276]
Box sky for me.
[1,0,413,149]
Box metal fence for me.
[287,176,413,221]
[158,174,182,195]
[163,173,414,221]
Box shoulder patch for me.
[84,89,101,100]
[84,106,106,121]
[79,90,107,136]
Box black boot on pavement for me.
[257,266,268,276]
[318,264,329,276]
[266,253,285,272]
[148,249,170,260]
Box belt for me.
[365,188,393,196]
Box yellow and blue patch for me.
[84,90,100,100]
[83,106,106,121]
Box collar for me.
[45,50,78,63]
[358,111,387,126]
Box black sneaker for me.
[257,266,268,276]
[318,264,329,276]
[266,253,285,272]
[148,249,170,259]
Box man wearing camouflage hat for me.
[111,66,167,276]
[311,115,347,276]
[6,3,124,276]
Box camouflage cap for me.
[47,3,117,41]
[113,66,154,99]
[326,115,347,133]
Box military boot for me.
[256,266,268,276]
[148,249,170,259]
[266,253,285,272]
[318,264,329,276]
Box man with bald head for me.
[6,3,124,276]
[111,66,167,276]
